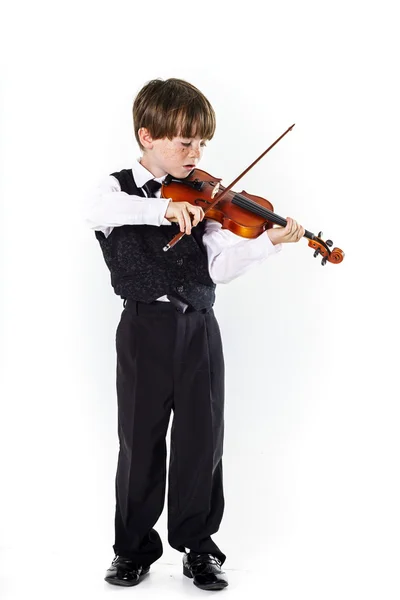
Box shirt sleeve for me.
[82,175,172,237]
[202,219,283,284]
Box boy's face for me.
[139,128,207,178]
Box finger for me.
[289,220,300,241]
[178,211,185,233]
[288,218,297,239]
[193,206,204,226]
[186,204,202,227]
[297,226,304,242]
[294,224,304,241]
[283,218,294,241]
[182,207,192,234]
[194,207,204,226]
[190,206,200,227]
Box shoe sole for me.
[183,565,228,591]
[105,569,150,587]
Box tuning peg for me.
[326,239,333,247]
[314,248,320,258]
[318,231,323,238]
[321,257,327,266]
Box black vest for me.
[94,168,216,310]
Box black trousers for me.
[113,299,226,566]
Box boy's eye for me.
[181,141,207,148]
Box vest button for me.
[176,258,184,266]
[177,285,184,293]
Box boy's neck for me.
[139,155,166,179]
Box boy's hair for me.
[133,78,216,150]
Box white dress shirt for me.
[84,159,282,301]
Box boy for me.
[84,78,304,591]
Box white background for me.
[1,1,399,598]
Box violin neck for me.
[232,193,315,241]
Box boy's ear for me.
[138,127,154,149]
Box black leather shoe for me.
[183,552,228,591]
[104,555,150,586]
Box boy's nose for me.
[189,144,202,158]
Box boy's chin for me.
[169,166,195,179]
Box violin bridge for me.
[211,182,220,199]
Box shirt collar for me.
[132,158,167,188]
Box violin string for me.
[232,194,287,227]
[231,193,314,241]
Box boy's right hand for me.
[164,201,205,235]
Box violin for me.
[161,125,344,266]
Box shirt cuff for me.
[261,230,283,255]
[161,198,172,226]
[141,198,172,226]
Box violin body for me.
[162,168,275,240]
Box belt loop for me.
[135,300,139,316]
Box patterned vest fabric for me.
[94,168,216,310]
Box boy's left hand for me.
[267,217,305,245]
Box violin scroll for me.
[308,231,344,266]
